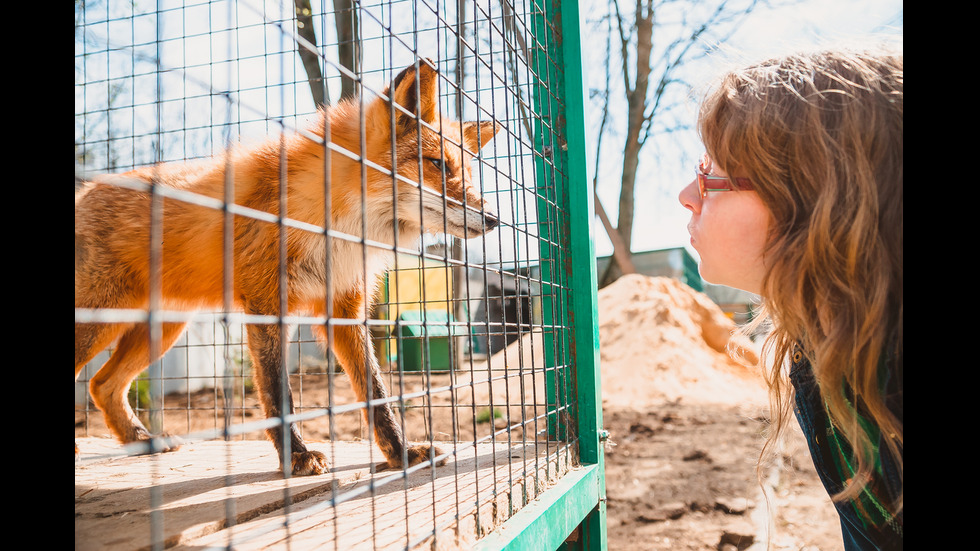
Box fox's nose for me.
[483,212,499,231]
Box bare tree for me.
[594,0,762,287]
[333,0,362,100]
[295,0,328,106]
[592,9,637,277]
[293,0,361,106]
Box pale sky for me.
[591,0,903,260]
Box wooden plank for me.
[75,437,574,550]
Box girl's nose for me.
[678,179,701,214]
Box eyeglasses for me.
[696,154,753,198]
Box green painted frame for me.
[475,0,605,547]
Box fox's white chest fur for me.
[286,191,421,310]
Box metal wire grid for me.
[75,0,579,548]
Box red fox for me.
[75,59,500,476]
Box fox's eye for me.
[426,157,445,172]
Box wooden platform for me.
[75,437,575,550]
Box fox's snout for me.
[483,211,499,231]
[412,189,499,240]
[455,207,498,239]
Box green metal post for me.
[529,0,565,443]
[532,0,606,546]
[554,0,606,547]
[476,0,604,547]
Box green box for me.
[396,310,456,372]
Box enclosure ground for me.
[75,436,573,550]
[74,400,844,551]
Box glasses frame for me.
[696,155,753,198]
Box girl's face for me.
[678,156,772,296]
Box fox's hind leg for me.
[76,322,125,380]
[244,321,329,476]
[326,289,447,471]
[86,322,187,452]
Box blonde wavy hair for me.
[698,48,903,518]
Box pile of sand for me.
[597,274,767,408]
[467,273,768,410]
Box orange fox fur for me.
[75,59,500,475]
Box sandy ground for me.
[75,274,845,550]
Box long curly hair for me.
[698,48,903,518]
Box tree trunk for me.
[599,0,653,287]
[334,0,361,100]
[294,0,327,107]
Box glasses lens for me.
[695,153,750,196]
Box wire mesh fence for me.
[75,0,601,548]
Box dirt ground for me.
[602,401,842,551]
[75,274,845,550]
[595,275,844,551]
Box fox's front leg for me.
[326,290,447,470]
[245,322,329,476]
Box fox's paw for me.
[291,450,330,476]
[127,430,183,454]
[382,444,447,470]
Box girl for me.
[678,48,903,550]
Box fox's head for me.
[365,59,501,241]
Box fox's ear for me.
[387,58,439,130]
[463,120,500,152]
